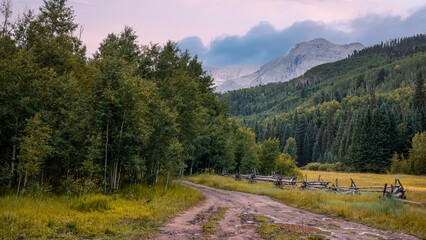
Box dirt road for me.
[155,180,419,240]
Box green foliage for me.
[302,162,346,172]
[390,131,426,175]
[61,177,102,196]
[259,138,280,175]
[17,113,53,193]
[410,131,426,174]
[235,127,260,173]
[275,153,302,177]
[413,72,425,111]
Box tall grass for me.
[0,182,202,239]
[70,194,113,212]
[187,174,426,239]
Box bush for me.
[318,163,334,171]
[302,162,347,172]
[333,162,346,172]
[304,163,320,171]
[61,177,102,196]
[70,194,113,212]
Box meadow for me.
[186,172,426,239]
[0,182,202,239]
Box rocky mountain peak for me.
[209,39,364,92]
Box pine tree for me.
[413,72,425,111]
[302,132,312,166]
[312,142,320,162]
[295,116,307,166]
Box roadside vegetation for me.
[0,182,202,239]
[186,174,426,239]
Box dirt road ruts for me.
[155,180,419,240]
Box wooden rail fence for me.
[231,173,407,200]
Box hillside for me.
[213,38,363,92]
[222,34,426,171]
[223,36,426,119]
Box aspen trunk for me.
[104,122,109,194]
[16,174,21,197]
[8,115,18,188]
[117,164,122,190]
[155,161,159,185]
[23,171,28,189]
[165,170,170,190]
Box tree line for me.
[0,0,301,195]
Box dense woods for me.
[0,0,293,195]
[223,35,426,174]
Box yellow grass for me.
[0,182,202,239]
[302,170,426,202]
[186,174,426,239]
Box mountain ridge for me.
[209,38,364,92]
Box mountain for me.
[222,34,426,118]
[213,38,364,92]
[204,65,260,88]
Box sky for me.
[13,0,426,67]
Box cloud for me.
[178,36,207,56]
[178,6,426,67]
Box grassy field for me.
[0,182,202,239]
[302,170,426,202]
[186,173,426,239]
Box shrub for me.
[304,163,320,171]
[303,162,348,172]
[318,163,334,171]
[333,162,346,172]
[61,177,102,196]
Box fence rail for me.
[230,173,407,200]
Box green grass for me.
[186,174,426,239]
[0,182,202,239]
[202,207,228,235]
